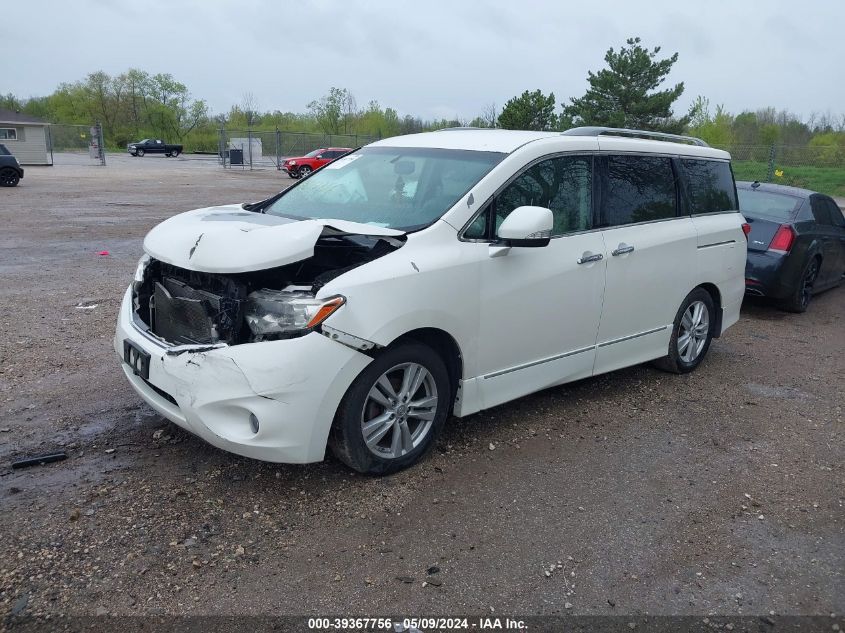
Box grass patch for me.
[732,161,845,197]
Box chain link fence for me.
[218,129,380,170]
[720,144,845,195]
[46,123,106,165]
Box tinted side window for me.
[601,155,677,226]
[494,155,592,236]
[810,196,832,225]
[682,159,737,214]
[824,198,845,227]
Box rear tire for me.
[779,256,820,313]
[652,288,715,374]
[329,342,451,475]
[171,149,180,157]
[0,167,20,187]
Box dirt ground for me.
[0,155,842,622]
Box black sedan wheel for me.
[781,257,820,313]
[0,167,20,187]
[136,148,144,157]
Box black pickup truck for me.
[127,139,183,157]
[0,143,23,187]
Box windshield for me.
[737,189,801,221]
[304,149,323,158]
[266,146,504,231]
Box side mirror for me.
[496,206,553,247]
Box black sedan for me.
[738,181,845,312]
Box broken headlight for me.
[244,289,345,341]
[133,254,152,283]
[131,254,152,310]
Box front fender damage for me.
[320,324,379,352]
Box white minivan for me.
[116,127,748,473]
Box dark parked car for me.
[127,139,183,157]
[738,181,845,312]
[0,143,23,187]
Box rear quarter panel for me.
[689,212,747,333]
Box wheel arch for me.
[696,282,723,338]
[389,327,463,408]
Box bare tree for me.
[241,92,260,127]
[481,102,497,128]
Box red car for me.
[281,147,352,179]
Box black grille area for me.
[151,277,244,344]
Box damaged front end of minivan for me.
[115,205,409,463]
[132,207,406,346]
[131,214,405,349]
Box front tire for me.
[779,257,820,313]
[298,165,312,178]
[329,342,451,475]
[136,148,144,157]
[0,167,20,187]
[653,288,715,374]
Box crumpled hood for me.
[143,204,404,273]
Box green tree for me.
[563,37,688,133]
[687,96,734,147]
[308,87,353,135]
[497,90,557,130]
[0,93,24,111]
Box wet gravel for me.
[0,156,842,620]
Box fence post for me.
[47,125,54,166]
[275,128,281,170]
[218,128,226,168]
[766,144,776,182]
[95,122,106,166]
[247,129,253,170]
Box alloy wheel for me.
[677,300,710,363]
[800,260,819,308]
[360,362,438,459]
[0,169,19,186]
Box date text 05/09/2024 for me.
[307,617,528,631]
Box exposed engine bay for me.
[132,230,404,346]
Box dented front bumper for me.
[114,287,372,463]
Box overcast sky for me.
[2,0,842,122]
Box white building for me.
[0,109,51,165]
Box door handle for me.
[577,252,604,265]
[612,243,635,256]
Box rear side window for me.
[824,199,845,227]
[810,196,833,225]
[682,159,737,214]
[601,155,677,226]
[737,189,801,221]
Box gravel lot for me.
[0,156,842,622]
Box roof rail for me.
[434,127,489,132]
[561,126,709,147]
